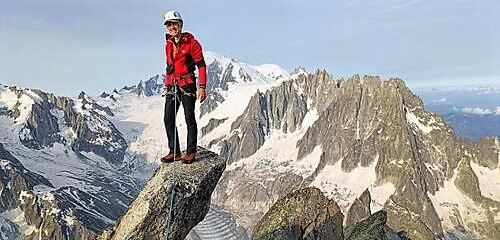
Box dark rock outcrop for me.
[344,189,372,227]
[200,90,225,118]
[131,75,163,97]
[344,210,412,240]
[97,147,226,240]
[252,187,343,240]
[201,117,228,136]
[220,90,268,163]
[344,211,388,240]
[207,61,236,91]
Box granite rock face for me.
[252,187,343,240]
[220,90,268,163]
[97,147,226,240]
[212,70,500,240]
[200,53,288,119]
[253,188,410,240]
[200,90,225,118]
[117,75,163,97]
[201,118,228,136]
[344,211,392,240]
[220,70,334,163]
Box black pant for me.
[164,83,198,155]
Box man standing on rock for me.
[161,10,207,164]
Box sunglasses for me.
[165,21,180,27]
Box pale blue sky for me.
[1,0,498,96]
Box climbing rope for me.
[164,81,180,240]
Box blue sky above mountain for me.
[1,0,498,96]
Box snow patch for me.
[51,108,76,145]
[0,87,35,123]
[200,83,273,150]
[310,156,379,210]
[19,190,32,204]
[370,182,396,212]
[224,108,320,176]
[469,161,500,202]
[405,108,439,134]
[19,127,33,141]
[62,214,76,226]
[295,146,322,177]
[41,192,55,202]
[429,167,489,235]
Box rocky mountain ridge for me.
[0,85,140,239]
[0,85,126,164]
[210,70,500,239]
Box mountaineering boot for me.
[161,153,181,163]
[181,153,195,164]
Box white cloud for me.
[461,107,494,115]
[496,107,500,115]
[432,98,447,103]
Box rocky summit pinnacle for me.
[97,147,226,240]
[252,187,344,240]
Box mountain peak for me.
[97,147,226,240]
[205,51,289,86]
[212,69,499,239]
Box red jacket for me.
[165,32,207,88]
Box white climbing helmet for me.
[163,10,183,25]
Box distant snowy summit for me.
[204,51,289,86]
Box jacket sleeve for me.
[164,42,173,86]
[191,39,207,88]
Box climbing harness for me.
[162,74,197,98]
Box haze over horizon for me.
[1,0,498,96]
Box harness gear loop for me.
[163,73,197,98]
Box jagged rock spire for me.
[97,148,226,240]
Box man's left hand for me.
[198,88,206,103]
